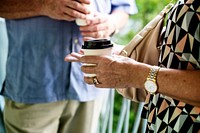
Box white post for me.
[0,17,8,133]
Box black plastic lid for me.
[82,39,113,49]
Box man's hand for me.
[64,52,83,62]
[79,13,116,40]
[0,0,91,20]
[80,55,140,88]
[79,10,129,40]
[41,0,91,21]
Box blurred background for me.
[112,0,172,45]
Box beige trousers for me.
[3,98,95,133]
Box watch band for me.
[144,66,160,94]
[147,66,160,81]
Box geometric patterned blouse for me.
[142,0,200,132]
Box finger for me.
[84,76,94,85]
[79,22,105,32]
[84,75,114,88]
[79,50,84,54]
[82,37,96,41]
[62,2,90,19]
[80,24,107,38]
[89,13,106,25]
[67,1,90,14]
[80,56,102,64]
[62,8,87,20]
[78,0,90,4]
[64,55,79,62]
[61,13,76,21]
[81,65,96,74]
[64,52,83,62]
[81,31,103,38]
[94,84,112,88]
[71,52,83,58]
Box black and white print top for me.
[142,0,200,132]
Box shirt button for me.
[74,39,78,44]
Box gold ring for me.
[93,77,100,85]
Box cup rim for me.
[82,39,113,49]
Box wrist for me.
[39,0,53,16]
[110,22,119,36]
[109,15,119,36]
[144,66,161,94]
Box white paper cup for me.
[75,3,93,26]
[82,39,113,77]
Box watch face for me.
[144,80,157,94]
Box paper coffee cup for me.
[82,39,113,77]
[75,14,93,26]
[75,3,93,26]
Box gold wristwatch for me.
[144,66,160,94]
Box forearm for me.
[111,10,129,29]
[109,10,129,35]
[0,0,44,19]
[135,64,200,106]
[157,68,200,106]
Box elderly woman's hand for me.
[64,43,124,62]
[64,51,83,62]
[80,55,146,88]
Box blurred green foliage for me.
[112,0,173,45]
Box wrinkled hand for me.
[64,44,124,62]
[80,55,141,88]
[64,52,83,62]
[79,12,116,40]
[41,0,90,21]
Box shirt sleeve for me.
[111,0,138,15]
[94,0,138,15]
